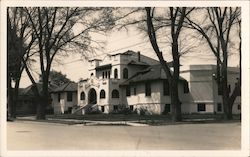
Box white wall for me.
[80,59,241,115]
[52,91,77,114]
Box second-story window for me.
[108,71,110,78]
[67,92,73,102]
[163,81,170,95]
[123,68,128,79]
[114,68,118,79]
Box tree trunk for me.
[36,72,49,120]
[170,78,181,122]
[7,74,14,119]
[227,79,240,119]
[171,38,182,122]
[221,63,232,120]
[12,76,22,118]
[12,86,18,119]
[145,7,182,122]
[36,96,46,120]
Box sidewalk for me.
[16,116,149,126]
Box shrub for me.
[110,105,135,115]
[86,105,102,114]
[137,107,151,115]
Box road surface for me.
[7,121,240,150]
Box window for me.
[183,81,189,93]
[126,86,131,96]
[102,72,105,79]
[67,92,73,102]
[113,105,118,110]
[164,104,171,113]
[133,87,136,95]
[108,71,110,78]
[105,71,108,78]
[101,106,105,112]
[228,85,231,93]
[130,105,134,111]
[58,93,61,102]
[123,68,128,79]
[145,82,151,96]
[80,92,85,100]
[197,103,206,112]
[91,73,94,76]
[112,89,119,98]
[217,103,222,112]
[114,68,118,79]
[100,90,106,99]
[163,81,170,95]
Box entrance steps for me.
[72,104,97,115]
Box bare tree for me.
[145,7,194,122]
[22,7,116,119]
[114,7,196,122]
[184,7,241,119]
[7,7,36,119]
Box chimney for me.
[138,51,141,62]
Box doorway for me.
[88,88,97,104]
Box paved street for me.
[7,121,240,150]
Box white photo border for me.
[1,0,249,157]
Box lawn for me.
[46,113,241,125]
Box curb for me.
[14,117,241,126]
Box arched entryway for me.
[88,88,97,104]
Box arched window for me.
[123,68,128,79]
[111,89,119,98]
[100,90,106,99]
[80,92,85,100]
[114,68,118,79]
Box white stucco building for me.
[52,50,241,115]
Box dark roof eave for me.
[88,59,102,62]
[128,63,149,66]
[51,90,77,93]
[95,64,112,71]
[119,78,186,86]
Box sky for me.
[19,21,240,88]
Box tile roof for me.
[52,82,77,93]
[128,60,149,66]
[120,64,185,86]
